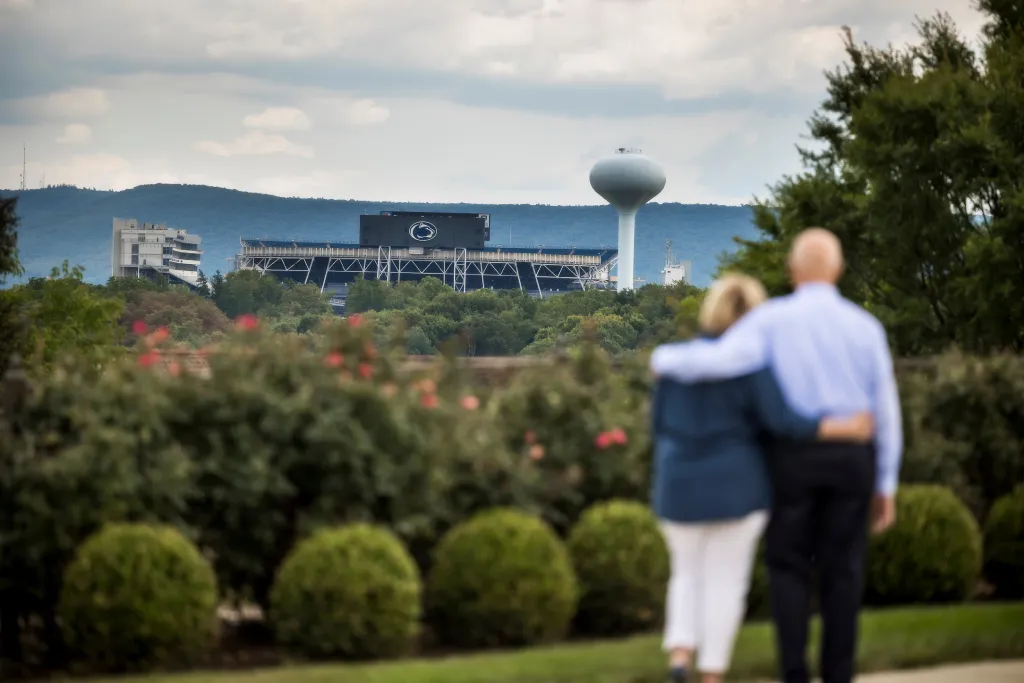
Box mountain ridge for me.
[1,184,763,287]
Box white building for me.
[662,261,692,286]
[111,218,203,286]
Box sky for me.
[0,0,987,206]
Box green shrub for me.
[0,356,192,669]
[910,352,1024,517]
[59,523,217,673]
[865,485,982,605]
[426,508,578,649]
[983,485,1024,599]
[567,500,669,636]
[270,524,421,659]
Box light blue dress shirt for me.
[650,283,903,495]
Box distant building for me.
[661,240,691,286]
[235,210,618,310]
[662,261,691,286]
[111,218,203,286]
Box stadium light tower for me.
[589,148,666,292]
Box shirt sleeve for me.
[871,323,903,495]
[748,367,820,440]
[650,304,773,383]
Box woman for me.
[650,274,873,683]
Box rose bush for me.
[488,342,652,534]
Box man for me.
[650,228,902,683]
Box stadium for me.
[235,210,619,307]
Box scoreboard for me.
[359,211,491,250]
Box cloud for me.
[341,99,390,126]
[242,106,311,131]
[33,153,180,190]
[251,170,364,198]
[194,130,314,158]
[0,0,995,208]
[56,123,91,144]
[0,0,988,105]
[43,87,110,119]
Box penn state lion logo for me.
[409,221,437,242]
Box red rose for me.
[348,313,363,328]
[460,395,480,411]
[235,314,259,331]
[610,428,627,445]
[138,350,161,368]
[358,362,374,379]
[325,351,344,368]
[420,393,439,409]
[131,320,149,335]
[594,431,614,450]
[149,326,170,345]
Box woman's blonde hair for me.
[698,273,768,335]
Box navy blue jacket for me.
[651,366,821,524]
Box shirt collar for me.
[795,282,839,296]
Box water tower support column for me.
[617,210,636,292]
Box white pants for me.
[660,510,768,674]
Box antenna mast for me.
[665,239,673,268]
[20,144,27,191]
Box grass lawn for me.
[117,603,1024,683]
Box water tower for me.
[589,148,666,291]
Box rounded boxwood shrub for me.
[865,485,982,605]
[269,524,421,659]
[567,500,669,635]
[426,508,578,649]
[983,485,1024,598]
[59,523,218,673]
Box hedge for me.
[567,500,669,636]
[1,319,1020,673]
[983,485,1024,599]
[59,524,217,673]
[426,508,579,649]
[270,525,422,659]
[865,485,982,605]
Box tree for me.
[8,261,124,369]
[195,270,211,298]
[0,197,25,375]
[724,7,1024,355]
[0,197,21,283]
[103,275,167,297]
[121,290,231,346]
[210,270,226,299]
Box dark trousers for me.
[765,441,875,683]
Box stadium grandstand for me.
[235,211,618,307]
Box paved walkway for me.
[852,661,1024,682]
